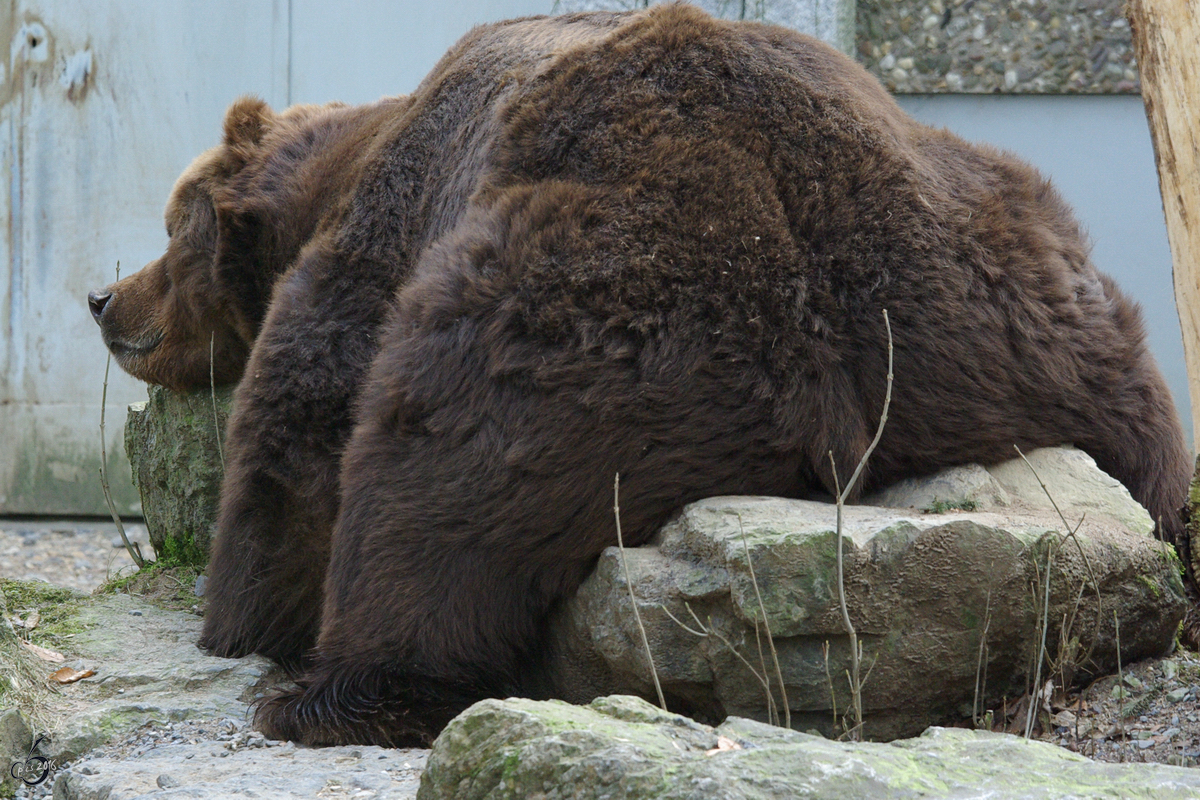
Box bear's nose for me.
[87,290,112,322]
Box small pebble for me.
[156,775,179,788]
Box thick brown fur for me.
[90,5,1190,746]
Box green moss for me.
[960,607,979,630]
[1136,573,1163,599]
[0,580,79,609]
[921,498,979,514]
[157,529,207,569]
[97,569,139,595]
[0,580,91,650]
[96,560,202,610]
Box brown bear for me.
[90,5,1190,746]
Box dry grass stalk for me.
[973,590,992,728]
[1025,534,1055,739]
[822,641,838,726]
[826,307,893,740]
[613,473,667,711]
[656,519,787,724]
[99,263,144,569]
[661,601,781,725]
[737,513,790,729]
[210,332,225,469]
[1114,610,1125,722]
[1012,445,1105,738]
[1013,445,1103,672]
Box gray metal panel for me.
[896,94,1191,448]
[1,1,287,514]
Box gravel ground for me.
[4,515,1198,792]
[0,519,150,592]
[11,717,428,800]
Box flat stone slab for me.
[53,741,427,800]
[418,695,1200,800]
[2,586,428,800]
[545,448,1186,738]
[15,592,270,764]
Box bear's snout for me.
[87,289,112,323]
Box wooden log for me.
[1128,0,1200,450]
[1129,0,1200,624]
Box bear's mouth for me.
[103,331,164,360]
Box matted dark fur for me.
[89,5,1190,746]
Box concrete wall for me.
[1,0,288,515]
[288,0,547,105]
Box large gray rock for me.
[125,385,232,562]
[418,695,1200,800]
[545,448,1186,739]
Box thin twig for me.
[210,333,225,469]
[829,454,862,737]
[660,604,707,637]
[738,513,789,729]
[1013,445,1103,669]
[828,308,893,740]
[822,641,839,730]
[666,602,776,706]
[684,604,774,704]
[1025,535,1054,739]
[747,616,778,726]
[614,473,667,711]
[662,599,782,719]
[99,262,144,569]
[859,648,880,690]
[1114,610,1125,729]
[973,590,992,727]
[838,308,894,501]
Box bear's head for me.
[89,95,385,391]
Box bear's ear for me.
[223,96,274,150]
